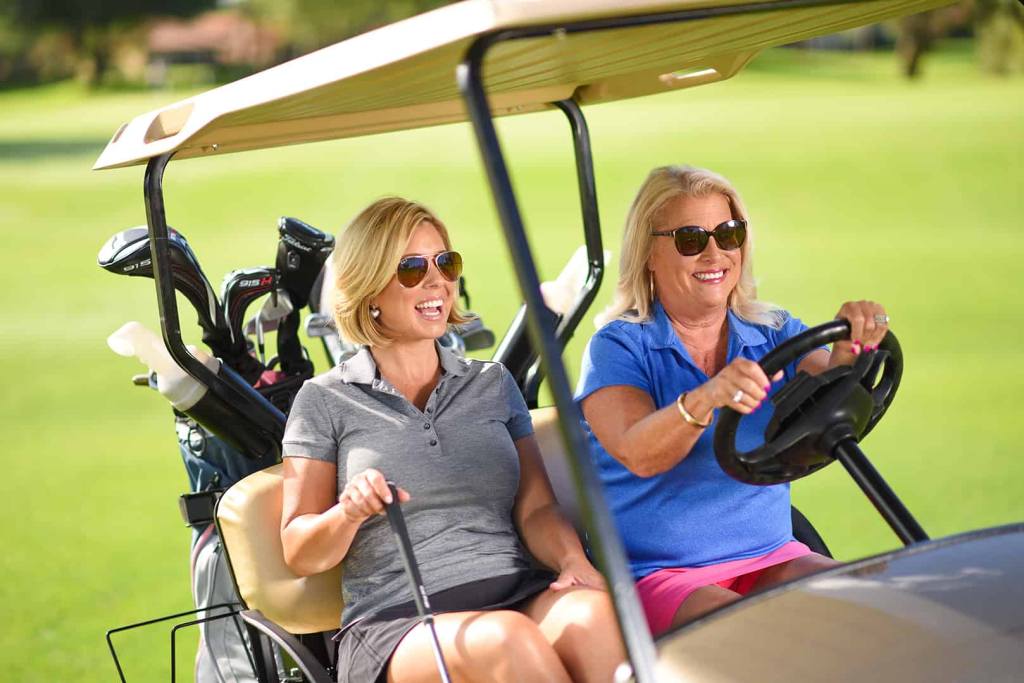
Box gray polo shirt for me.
[282,344,534,625]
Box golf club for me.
[99,226,231,358]
[221,267,278,348]
[275,217,334,375]
[384,482,452,683]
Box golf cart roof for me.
[93,0,947,171]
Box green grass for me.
[0,41,1022,680]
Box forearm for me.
[517,503,588,570]
[281,505,362,576]
[615,388,711,477]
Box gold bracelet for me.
[676,392,711,429]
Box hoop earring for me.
[648,271,656,302]
[369,305,380,319]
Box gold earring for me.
[648,271,656,302]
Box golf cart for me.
[94,0,1024,681]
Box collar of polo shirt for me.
[337,341,470,386]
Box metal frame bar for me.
[143,155,287,441]
[457,1,868,678]
[106,602,248,683]
[458,56,658,683]
[836,439,929,545]
[520,99,605,403]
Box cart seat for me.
[217,463,343,634]
[530,406,583,532]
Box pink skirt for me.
[636,541,812,636]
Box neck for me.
[370,338,441,385]
[661,300,728,346]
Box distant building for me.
[146,10,280,85]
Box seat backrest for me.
[217,463,343,634]
[530,406,583,533]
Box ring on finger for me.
[873,314,889,325]
[731,389,745,404]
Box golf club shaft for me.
[384,482,452,683]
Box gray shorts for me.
[335,569,555,683]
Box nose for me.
[699,234,723,260]
[421,257,446,287]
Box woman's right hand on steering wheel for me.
[690,358,784,416]
[338,468,411,522]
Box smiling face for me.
[370,220,457,344]
[648,193,742,317]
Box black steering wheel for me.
[713,319,902,485]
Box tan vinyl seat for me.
[216,463,343,634]
[530,406,583,532]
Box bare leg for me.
[750,552,841,592]
[387,609,571,683]
[669,584,742,630]
[520,586,626,683]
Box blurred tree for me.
[975,0,1024,75]
[6,0,215,86]
[246,0,455,56]
[896,3,973,78]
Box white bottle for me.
[108,321,219,411]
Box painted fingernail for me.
[853,339,862,346]
[764,385,771,392]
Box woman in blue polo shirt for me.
[576,165,891,636]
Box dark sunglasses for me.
[396,250,463,288]
[650,219,747,256]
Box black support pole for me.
[457,49,658,683]
[835,439,929,546]
[143,155,286,437]
[552,98,604,344]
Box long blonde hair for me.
[596,165,784,329]
[331,197,467,347]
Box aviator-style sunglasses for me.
[650,219,747,256]
[396,250,463,288]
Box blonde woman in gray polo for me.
[280,197,625,683]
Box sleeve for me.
[281,382,339,462]
[498,365,534,441]
[574,324,652,404]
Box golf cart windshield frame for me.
[137,0,941,678]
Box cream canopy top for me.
[94,0,946,170]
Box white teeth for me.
[694,271,724,281]
[415,299,443,309]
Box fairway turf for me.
[1,42,1022,680]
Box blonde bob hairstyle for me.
[595,165,784,329]
[331,197,468,347]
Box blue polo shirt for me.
[575,301,811,579]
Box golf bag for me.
[177,416,279,683]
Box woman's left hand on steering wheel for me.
[831,300,889,367]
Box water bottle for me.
[108,322,277,460]
[108,321,219,411]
